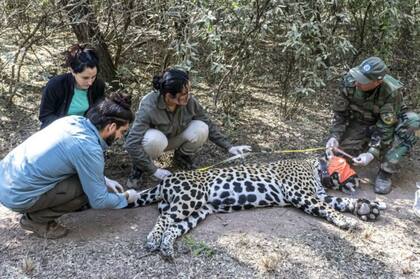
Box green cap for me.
[349,56,387,84]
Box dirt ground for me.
[0,85,419,279]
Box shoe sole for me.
[374,181,392,194]
[374,187,392,194]
[20,218,68,239]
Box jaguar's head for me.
[316,156,359,194]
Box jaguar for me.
[129,157,385,258]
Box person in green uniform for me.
[39,44,105,129]
[326,56,419,194]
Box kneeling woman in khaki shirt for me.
[125,68,251,184]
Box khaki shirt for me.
[125,91,232,174]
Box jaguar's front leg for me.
[287,193,357,230]
[348,198,386,221]
[317,193,386,221]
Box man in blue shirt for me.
[0,92,137,239]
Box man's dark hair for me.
[152,68,189,97]
[86,91,134,130]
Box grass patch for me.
[21,255,35,275]
[183,236,215,257]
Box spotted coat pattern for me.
[130,158,384,258]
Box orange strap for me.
[327,156,356,183]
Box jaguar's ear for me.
[318,156,328,166]
[354,177,360,188]
[325,149,334,160]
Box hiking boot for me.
[20,214,68,239]
[173,150,198,170]
[374,169,392,194]
[127,166,143,188]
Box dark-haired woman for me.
[38,44,105,129]
[125,68,251,186]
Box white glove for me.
[105,176,124,193]
[124,189,138,203]
[326,137,339,149]
[352,152,374,166]
[153,168,172,180]
[228,145,252,156]
[185,133,199,144]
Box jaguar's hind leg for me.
[286,194,357,230]
[146,215,170,251]
[316,192,385,221]
[146,191,207,252]
[160,204,215,258]
[158,200,170,214]
[145,200,173,251]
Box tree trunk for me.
[62,0,117,85]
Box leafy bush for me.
[0,0,418,115]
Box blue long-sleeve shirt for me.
[0,116,128,211]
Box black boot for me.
[127,166,143,188]
[374,169,392,194]
[173,150,198,170]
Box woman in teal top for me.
[67,87,90,116]
[39,44,105,129]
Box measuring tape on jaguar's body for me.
[197,147,326,172]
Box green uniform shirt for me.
[330,74,405,158]
[125,91,233,174]
[67,88,89,116]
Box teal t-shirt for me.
[67,88,89,116]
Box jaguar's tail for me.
[129,183,162,208]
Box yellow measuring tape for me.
[197,147,325,172]
[268,147,325,154]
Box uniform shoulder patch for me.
[381,112,397,125]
